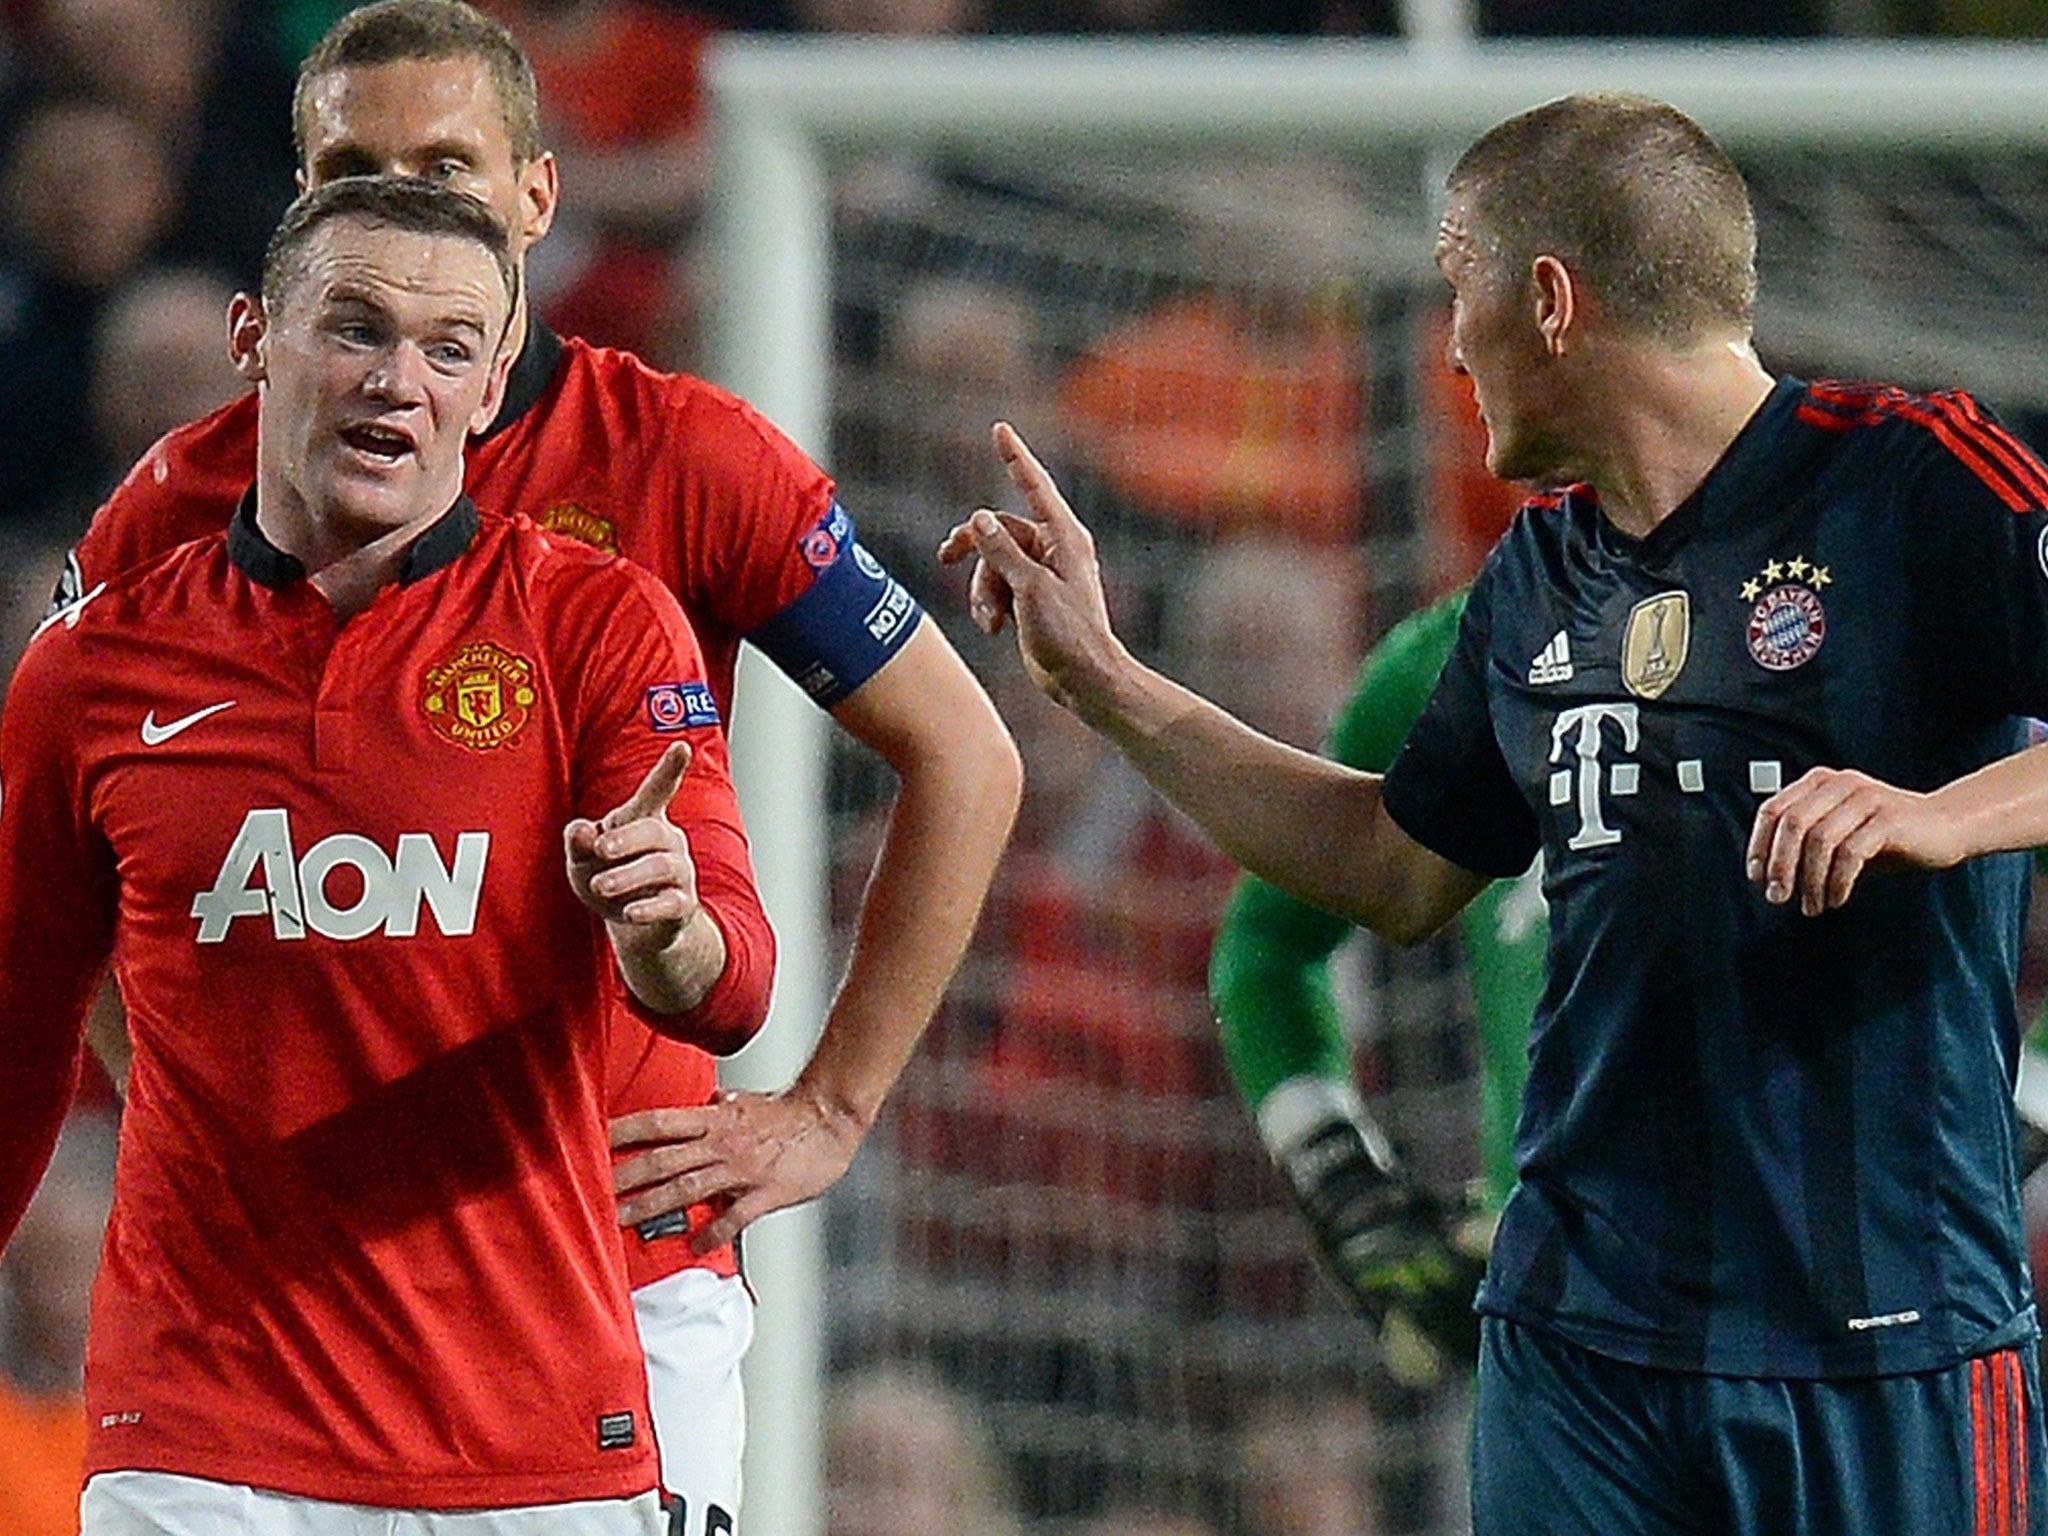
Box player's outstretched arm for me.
[939,422,1483,945]
[1747,740,2048,917]
[612,621,1021,1250]
[567,742,730,1015]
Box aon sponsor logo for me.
[192,808,489,943]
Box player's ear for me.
[1531,255,1575,357]
[227,293,269,384]
[470,331,515,435]
[517,150,558,251]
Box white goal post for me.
[706,38,2048,1536]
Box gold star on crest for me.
[1787,555,1810,579]
[1809,565,1831,588]
[1763,559,1784,582]
[1741,578,1762,601]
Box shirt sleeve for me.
[1380,568,1541,879]
[1905,395,2048,723]
[551,556,775,1056]
[0,626,115,1250]
[659,384,924,704]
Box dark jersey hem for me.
[1475,1296,2040,1381]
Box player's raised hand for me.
[609,1081,865,1252]
[566,742,701,940]
[1746,766,1961,917]
[939,422,1130,716]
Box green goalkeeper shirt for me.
[1208,588,1546,1208]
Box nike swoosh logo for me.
[140,700,237,746]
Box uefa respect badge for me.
[645,682,720,732]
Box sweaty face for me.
[1436,199,1558,485]
[299,56,545,253]
[255,219,510,543]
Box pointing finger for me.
[992,422,1088,543]
[606,741,693,830]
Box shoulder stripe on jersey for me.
[1931,391,2048,507]
[1912,396,2048,512]
[1802,380,2048,507]
[1800,383,2048,512]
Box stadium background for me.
[8,4,2048,1535]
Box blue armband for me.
[748,504,923,707]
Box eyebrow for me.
[321,284,489,337]
[311,138,482,176]
[321,285,393,317]
[434,312,490,341]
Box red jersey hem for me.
[83,1443,660,1511]
[626,1236,739,1291]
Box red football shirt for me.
[71,326,841,1287]
[0,502,774,1507]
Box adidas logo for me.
[1528,630,1574,685]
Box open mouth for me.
[338,422,416,463]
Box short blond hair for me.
[1447,92,1758,345]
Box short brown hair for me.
[293,0,541,167]
[262,173,515,319]
[1446,93,1757,345]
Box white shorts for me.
[632,1268,754,1536]
[80,1472,664,1535]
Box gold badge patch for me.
[422,641,538,750]
[1622,591,1690,700]
[537,503,617,553]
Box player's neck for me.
[256,479,465,620]
[1582,340,1775,540]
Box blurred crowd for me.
[0,0,2025,565]
[0,0,2025,552]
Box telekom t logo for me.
[192,808,490,943]
[1549,703,1640,851]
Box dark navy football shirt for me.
[1384,377,2048,1377]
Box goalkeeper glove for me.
[1259,1076,1491,1386]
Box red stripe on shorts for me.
[2018,1349,2032,1533]
[1995,1349,2013,1536]
[1977,1355,1994,1536]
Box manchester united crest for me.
[422,641,538,750]
[1622,591,1690,700]
[537,503,618,553]
[1741,555,1831,672]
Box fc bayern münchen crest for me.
[422,640,539,750]
[1744,579,1826,671]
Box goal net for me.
[708,39,2048,1536]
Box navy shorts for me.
[1472,1315,2044,1535]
